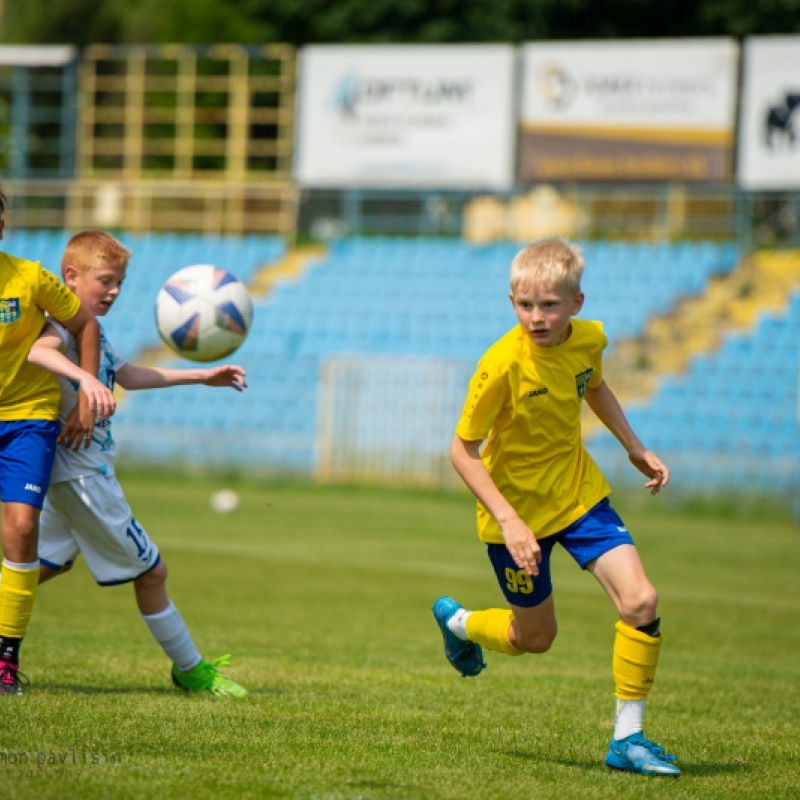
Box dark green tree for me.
[3,0,799,46]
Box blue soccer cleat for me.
[605,732,681,777]
[431,596,486,678]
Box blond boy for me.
[432,238,679,776]
[28,230,248,696]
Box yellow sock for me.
[613,620,661,701]
[466,609,524,656]
[0,561,40,639]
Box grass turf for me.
[6,470,800,799]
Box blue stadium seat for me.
[587,286,800,493]
[68,232,796,486]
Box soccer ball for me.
[210,489,240,514]
[155,265,253,362]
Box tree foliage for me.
[2,0,799,47]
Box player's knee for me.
[4,516,37,541]
[137,560,168,589]
[621,584,659,626]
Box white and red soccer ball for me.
[155,265,253,362]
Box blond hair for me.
[510,237,585,295]
[61,230,132,278]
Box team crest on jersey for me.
[0,298,20,324]
[575,368,593,397]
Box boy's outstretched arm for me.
[584,379,669,495]
[450,434,541,576]
[115,363,247,392]
[28,323,117,451]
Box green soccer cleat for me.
[171,655,248,698]
[605,732,681,777]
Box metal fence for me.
[316,355,474,488]
[298,187,800,248]
[1,43,299,236]
[0,47,78,179]
[78,44,295,182]
[10,180,798,243]
[2,178,298,235]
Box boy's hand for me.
[500,515,541,577]
[202,365,248,392]
[79,375,116,419]
[58,400,96,451]
[628,447,669,495]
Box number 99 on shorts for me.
[505,567,534,595]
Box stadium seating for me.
[27,231,795,494]
[113,237,752,479]
[252,237,739,360]
[586,291,800,493]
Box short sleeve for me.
[34,266,81,323]
[106,338,127,372]
[588,321,607,388]
[45,318,73,351]
[455,355,509,442]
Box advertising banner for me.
[295,45,515,189]
[519,39,738,183]
[0,45,76,66]
[737,36,800,190]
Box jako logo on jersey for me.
[528,387,549,398]
[575,368,593,398]
[0,298,20,324]
[24,483,42,493]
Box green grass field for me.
[6,470,800,800]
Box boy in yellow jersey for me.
[0,184,115,695]
[432,238,680,777]
[28,230,248,697]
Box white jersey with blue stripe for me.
[47,319,127,484]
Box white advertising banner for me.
[294,45,515,189]
[0,45,76,66]
[519,39,739,182]
[737,36,800,190]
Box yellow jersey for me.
[455,318,612,543]
[0,252,81,421]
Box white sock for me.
[614,699,646,740]
[446,608,471,640]
[141,601,202,673]
[3,559,40,571]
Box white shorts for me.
[39,473,160,586]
